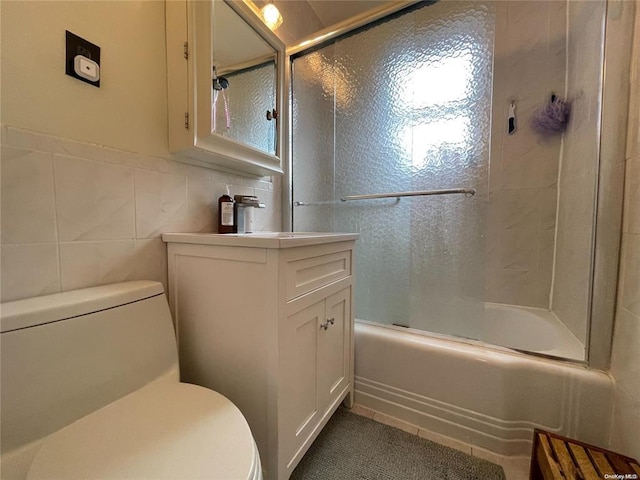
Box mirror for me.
[166,0,284,176]
[212,1,278,156]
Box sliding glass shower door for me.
[292,2,494,340]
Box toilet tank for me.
[0,281,179,456]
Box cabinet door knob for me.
[320,318,335,330]
[266,109,278,121]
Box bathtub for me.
[483,303,585,361]
[354,320,613,456]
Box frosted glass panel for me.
[213,62,276,155]
[293,2,494,340]
[292,48,336,233]
[407,2,493,339]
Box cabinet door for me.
[280,299,324,465]
[317,287,351,413]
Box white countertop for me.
[161,232,359,249]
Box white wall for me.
[0,1,281,302]
[1,1,168,157]
[610,2,640,459]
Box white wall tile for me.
[610,308,640,459]
[0,126,282,303]
[556,175,596,233]
[1,146,57,244]
[552,229,592,343]
[499,229,537,271]
[610,390,640,460]
[625,0,640,161]
[623,155,640,234]
[485,231,502,272]
[486,268,537,307]
[610,308,640,396]
[186,174,217,233]
[486,0,565,308]
[59,240,136,291]
[134,169,189,238]
[501,146,559,190]
[243,178,273,191]
[550,0,606,342]
[226,184,255,197]
[537,188,558,231]
[54,155,135,241]
[610,3,640,459]
[619,233,640,317]
[104,147,168,173]
[534,230,555,307]
[5,127,104,162]
[253,187,281,232]
[506,2,549,52]
[495,190,538,231]
[1,243,60,301]
[133,238,168,290]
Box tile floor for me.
[349,404,531,480]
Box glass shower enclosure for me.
[291,0,606,362]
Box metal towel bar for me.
[340,188,475,202]
[293,188,475,207]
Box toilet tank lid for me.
[1,281,165,333]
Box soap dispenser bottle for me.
[217,194,235,234]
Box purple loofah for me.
[531,95,571,135]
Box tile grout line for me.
[50,152,63,294]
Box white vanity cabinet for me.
[162,233,357,480]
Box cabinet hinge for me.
[184,112,190,130]
[183,42,189,60]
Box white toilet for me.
[0,281,262,480]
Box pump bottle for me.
[217,194,235,234]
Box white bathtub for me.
[483,303,585,361]
[354,321,613,456]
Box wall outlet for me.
[65,30,100,87]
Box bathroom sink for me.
[161,232,359,248]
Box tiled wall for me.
[551,0,607,345]
[0,126,281,303]
[610,3,640,459]
[0,1,282,304]
[486,1,566,308]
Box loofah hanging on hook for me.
[531,94,571,135]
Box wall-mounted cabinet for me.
[166,0,285,177]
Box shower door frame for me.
[282,0,635,371]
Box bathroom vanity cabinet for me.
[162,233,357,480]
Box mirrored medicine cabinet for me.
[166,0,285,176]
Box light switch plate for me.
[65,30,100,87]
